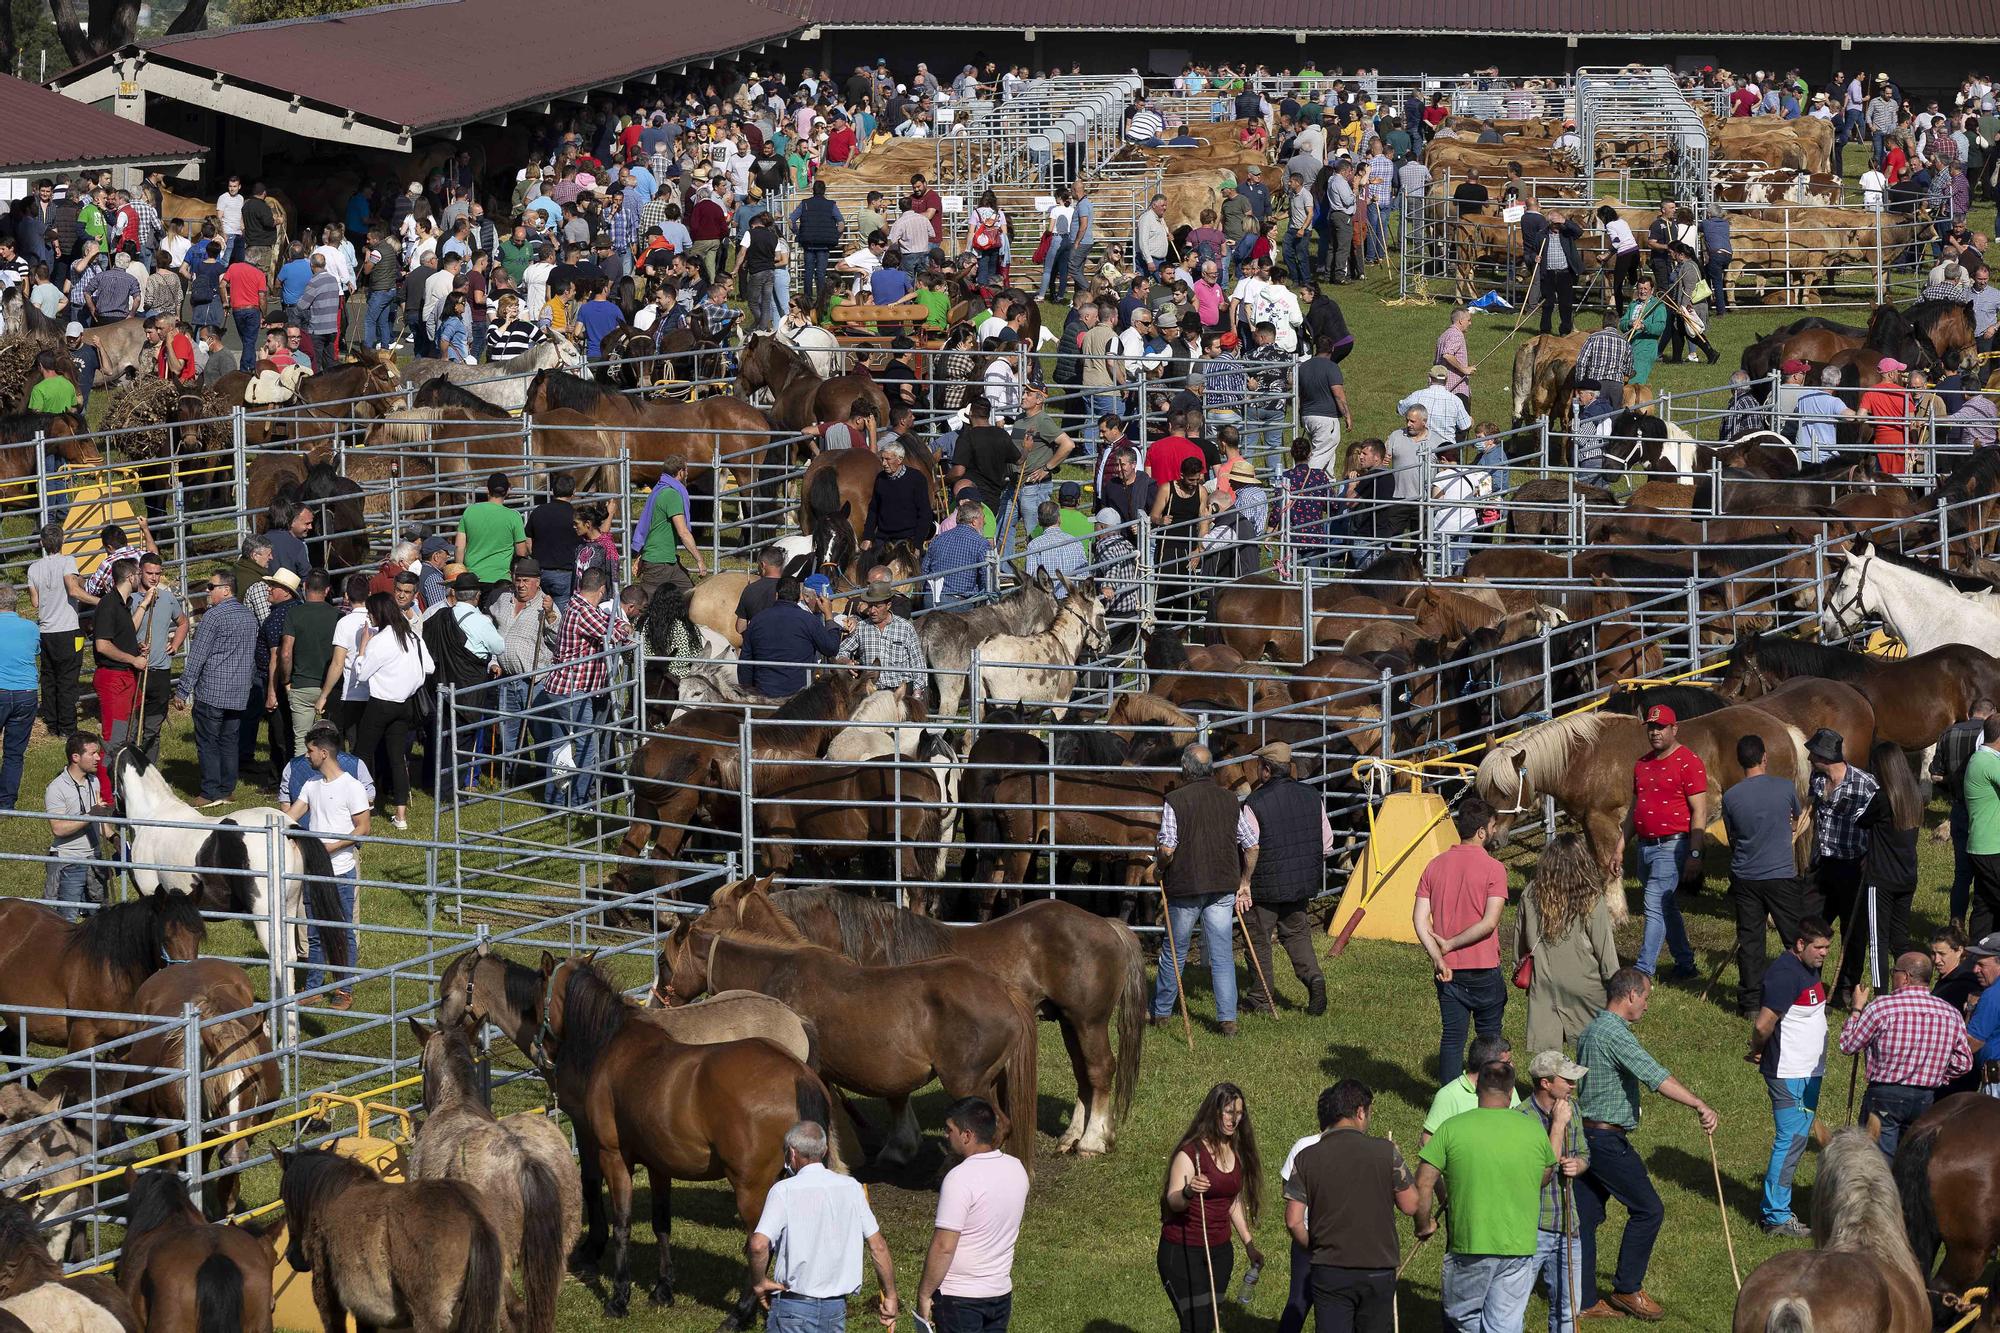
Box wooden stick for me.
[1562,1177,1581,1328]
[1696,945,1733,1004]
[1396,1228,1433,1278]
[1707,1132,1743,1292]
[1159,885,1194,1051]
[1235,902,1278,1017]
[1196,1183,1222,1333]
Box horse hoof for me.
[648,1282,675,1308]
[571,1257,600,1281]
[606,1287,632,1319]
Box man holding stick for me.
[1238,742,1336,1017]
[1517,1052,1590,1333]
[1838,950,1972,1157]
[1152,744,1252,1037]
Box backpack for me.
[970,212,1002,252]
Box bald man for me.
[1837,950,1974,1156]
[1153,744,1256,1036]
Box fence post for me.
[181,1002,204,1214]
[1378,667,1395,760]
[968,647,984,729]
[1938,497,1953,571]
[1298,563,1315,667]
[32,432,47,530]
[231,408,249,550]
[264,819,291,1078]
[1684,577,1701,670]
[737,717,755,873]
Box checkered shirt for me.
[1810,765,1880,862]
[84,545,150,599]
[175,597,260,710]
[543,595,634,698]
[1837,987,1973,1088]
[133,199,161,256]
[1574,328,1634,387]
[1023,527,1089,592]
[1093,528,1141,617]
[834,615,926,689]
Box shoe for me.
[1218,1021,1238,1037]
[1306,978,1327,1017]
[391,815,409,831]
[196,798,226,810]
[1576,1301,1626,1320]
[1148,1014,1173,1028]
[1671,962,1699,981]
[1762,1218,1812,1239]
[1605,1290,1665,1321]
[328,991,353,1011]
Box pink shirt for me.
[935,1149,1029,1298]
[1414,841,1508,971]
[1194,279,1224,326]
[1435,326,1470,397]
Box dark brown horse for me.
[749,754,947,885]
[769,884,1144,1156]
[735,331,890,431]
[663,892,1039,1175]
[799,444,941,547]
[1714,632,2000,754]
[115,1167,275,1333]
[0,411,95,514]
[0,893,204,1051]
[1892,1093,2000,1301]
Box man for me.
[425,570,504,787]
[25,522,90,737]
[1620,704,1706,979]
[916,1097,1028,1332]
[1022,502,1087,594]
[530,567,632,809]
[1423,1034,1521,1145]
[1573,317,1634,412]
[1296,339,1352,472]
[1722,732,1811,1018]
[1535,209,1584,336]
[748,1121,899,1330]
[0,582,37,812]
[1574,968,1720,1321]
[264,501,314,583]
[1382,406,1433,502]
[1396,366,1473,448]
[174,570,260,807]
[1807,727,1881,1005]
[1839,950,1973,1157]
[1746,917,1832,1238]
[1434,304,1475,407]
[1934,700,1998,929]
[280,571,340,758]
[634,458,706,597]
[455,472,530,599]
[1964,715,2000,940]
[1097,444,1155,527]
[220,249,267,372]
[1416,1062,1557,1332]
[1237,742,1335,1017]
[1517,1051,1591,1333]
[922,499,993,609]
[1414,797,1508,1081]
[738,576,843,700]
[130,554,187,764]
[834,583,925,694]
[43,730,105,921]
[486,556,561,777]
[90,557,147,804]
[1152,744,1252,1036]
[243,567,301,786]
[1284,1080,1428,1333]
[282,725,370,1009]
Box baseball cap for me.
[1057,481,1082,503]
[1527,1051,1589,1082]
[1966,933,2000,960]
[1095,507,1121,526]
[1780,359,1811,375]
[1643,704,1677,726]
[1877,357,1906,372]
[64,320,83,337]
[801,574,834,599]
[419,535,453,559]
[1428,365,1449,381]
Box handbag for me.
[1690,279,1713,304]
[1512,950,1535,990]
[1031,230,1053,264]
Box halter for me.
[1823,555,1871,636]
[1058,598,1105,655]
[531,969,557,1073]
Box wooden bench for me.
[823,303,940,346]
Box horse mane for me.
[66,894,200,983]
[1865,303,1912,349]
[720,887,811,944]
[552,959,629,1080]
[773,673,850,721]
[1868,545,1995,594]
[497,955,546,1026]
[769,887,956,965]
[1483,712,1614,797]
[279,1149,375,1228]
[1928,448,2000,504]
[122,1169,196,1243]
[1602,683,1729,718]
[0,1197,58,1287]
[1734,633,1871,682]
[411,377,506,415]
[530,369,617,412]
[1813,1128,1925,1285]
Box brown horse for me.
[0,1195,135,1331]
[749,754,947,886]
[277,1147,504,1333]
[1734,1127,1929,1333]
[735,331,890,431]
[1715,632,2000,755]
[266,355,403,458]
[770,885,1144,1156]
[115,1168,274,1333]
[663,898,1039,1175]
[0,892,205,1051]
[526,955,845,1323]
[1893,1093,2000,1303]
[799,444,941,547]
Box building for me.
[0,71,202,183]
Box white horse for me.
[113,748,348,1023]
[825,683,930,761]
[401,332,591,413]
[1821,545,2000,656]
[974,579,1107,719]
[776,321,844,378]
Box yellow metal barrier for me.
[1942,1286,1989,1333]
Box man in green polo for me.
[1964,714,2000,938]
[27,351,77,415]
[1420,1032,1519,1147]
[454,472,529,601]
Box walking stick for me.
[1707,1132,1743,1292]
[1562,1175,1581,1329]
[1696,944,1733,1004]
[1195,1178,1223,1333]
[1158,883,1195,1050]
[1235,899,1278,1017]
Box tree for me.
[44,0,397,65]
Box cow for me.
[1725,207,1929,305]
[73,317,148,388]
[1713,169,1843,205]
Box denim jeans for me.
[539,568,574,611]
[1246,402,1287,455]
[1636,835,1694,976]
[1365,199,1389,262]
[1440,1252,1537,1333]
[529,690,596,808]
[1435,967,1506,1082]
[304,867,358,994]
[43,860,90,922]
[1761,1074,1821,1224]
[1576,1127,1664,1309]
[0,689,36,809]
[232,307,261,371]
[1276,1239,1312,1333]
[931,1292,1012,1332]
[1951,803,1972,923]
[1283,230,1313,282]
[1528,1227,1579,1333]
[1039,242,1072,299]
[1860,1083,1934,1160]
[767,1294,846,1332]
[192,701,244,800]
[1152,891,1237,1024]
[1016,480,1055,548]
[800,247,831,310]
[494,676,532,781]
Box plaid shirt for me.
[1574,1009,1670,1130]
[543,594,634,698]
[1837,987,1973,1087]
[1515,1098,1588,1234]
[1935,721,1987,805]
[1093,528,1141,616]
[696,298,738,339]
[1365,154,1395,203]
[175,597,260,710]
[1574,328,1635,386]
[84,545,150,599]
[1024,527,1089,592]
[1811,764,1880,861]
[607,202,641,260]
[133,199,161,256]
[835,615,926,689]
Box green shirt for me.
[1423,1074,1521,1134]
[1015,410,1066,474]
[456,500,527,584]
[1418,1108,1554,1257]
[914,288,950,331]
[498,238,535,283]
[79,203,106,248]
[282,599,342,689]
[1575,1010,1670,1130]
[640,486,684,564]
[28,376,77,415]
[1968,746,2000,855]
[1056,509,1094,542]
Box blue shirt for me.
[736,601,843,697]
[191,254,225,302]
[0,614,37,691]
[345,194,372,237]
[922,523,992,603]
[871,266,915,305]
[1793,390,1849,462]
[277,258,314,306]
[1970,983,2000,1049]
[576,300,624,358]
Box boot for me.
[1306,977,1327,1017]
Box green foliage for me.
[223,0,394,25]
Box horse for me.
[776,319,842,377]
[1822,546,2000,660]
[1893,1093,2000,1303]
[0,892,204,1051]
[770,884,1145,1156]
[663,893,1040,1173]
[824,682,931,761]
[248,458,370,573]
[974,579,1106,718]
[1715,630,2000,759]
[747,752,951,888]
[1734,1127,1930,1333]
[276,1147,504,1333]
[0,1084,93,1262]
[407,1019,579,1333]
[918,575,1059,720]
[1929,451,2000,561]
[524,955,846,1323]
[402,333,590,412]
[115,1168,275,1333]
[0,1195,135,1332]
[799,445,942,549]
[734,331,890,432]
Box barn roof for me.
[0,72,203,175]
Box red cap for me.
[1644,704,1677,726]
[1780,359,1810,375]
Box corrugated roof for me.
[807,0,2000,39]
[0,73,203,174]
[110,0,806,134]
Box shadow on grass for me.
[1324,1042,1435,1118]
[1653,1143,1765,1222]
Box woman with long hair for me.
[351,590,432,830]
[571,502,620,595]
[435,291,472,365]
[1159,1082,1263,1333]
[1515,831,1621,1052]
[1857,739,1922,985]
[642,578,701,678]
[966,187,1009,289]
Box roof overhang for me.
[811,19,1996,38]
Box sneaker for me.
[391,815,409,831]
[328,991,354,1011]
[1762,1218,1811,1239]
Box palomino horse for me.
[277,1148,504,1333]
[0,1084,93,1262]
[1733,1127,1929,1333]
[116,1168,275,1333]
[769,885,1145,1156]
[1822,545,2000,657]
[663,893,1039,1173]
[919,575,1059,721]
[401,332,590,412]
[0,892,205,1051]
[1893,1093,2000,1301]
[734,331,890,432]
[408,1019,579,1333]
[528,955,845,1323]
[0,1195,134,1331]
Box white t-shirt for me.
[334,609,372,703]
[164,234,192,267]
[1279,1132,1321,1225]
[216,192,245,238]
[1604,218,1638,254]
[1433,464,1489,536]
[1859,171,1888,210]
[1229,276,1269,320]
[300,771,369,875]
[353,625,433,703]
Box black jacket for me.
[1538,220,1583,277]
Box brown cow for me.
[1725,207,1929,305]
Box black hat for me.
[451,571,482,593]
[1805,728,1844,763]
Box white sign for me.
[1502,205,1526,224]
[1034,195,1056,212]
[942,195,966,214]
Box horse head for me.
[549,330,591,377]
[1818,548,1868,640]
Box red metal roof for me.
[124,0,807,134]
[0,73,203,174]
[806,0,2000,39]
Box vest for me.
[1162,780,1242,899]
[1246,776,1323,903]
[1295,1130,1401,1271]
[796,196,842,247]
[1235,89,1263,120]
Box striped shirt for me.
[1837,987,1974,1088]
[486,319,539,363]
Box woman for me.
[1159,1082,1263,1333]
[1859,740,1921,978]
[435,291,473,365]
[1279,437,1336,570]
[1037,187,1075,303]
[485,292,537,363]
[1662,242,1715,365]
[351,591,432,831]
[936,323,981,413]
[1934,925,1980,1017]
[1514,831,1621,1053]
[1597,203,1642,308]
[967,188,1009,289]
[642,578,703,688]
[1151,456,1214,580]
[573,501,620,591]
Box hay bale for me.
[100,377,182,460]
[0,332,71,413]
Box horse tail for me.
[793,1074,849,1173]
[294,831,350,975]
[516,1153,565,1333]
[1892,1112,1942,1271]
[1763,1296,1814,1333]
[1105,919,1146,1125]
[999,984,1040,1177]
[449,1206,506,1333]
[803,465,840,537]
[194,1250,245,1333]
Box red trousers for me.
[94,666,138,804]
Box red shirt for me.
[156,332,195,382]
[826,126,857,163]
[910,189,944,242]
[223,261,266,311]
[1729,88,1758,117]
[686,198,729,242]
[1860,385,1908,473]
[1415,841,1509,970]
[1145,434,1204,486]
[1632,743,1708,837]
